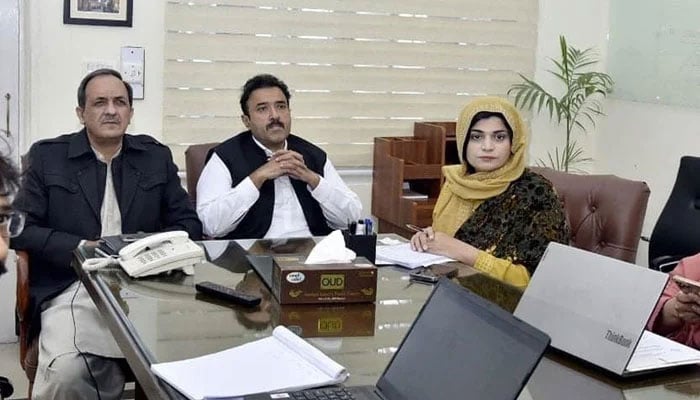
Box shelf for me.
[371,121,456,238]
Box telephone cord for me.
[82,256,120,272]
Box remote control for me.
[195,281,262,307]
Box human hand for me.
[249,154,293,188]
[656,290,700,335]
[410,226,435,251]
[672,291,700,324]
[272,150,320,188]
[410,227,478,265]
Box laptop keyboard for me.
[288,387,356,400]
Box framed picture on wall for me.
[63,0,133,27]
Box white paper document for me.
[375,243,454,269]
[151,326,349,400]
[627,330,700,372]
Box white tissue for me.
[378,237,402,246]
[304,230,356,264]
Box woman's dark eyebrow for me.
[471,129,507,133]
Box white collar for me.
[251,135,287,158]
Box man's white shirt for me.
[196,137,362,238]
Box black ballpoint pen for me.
[405,224,425,233]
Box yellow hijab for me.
[432,97,528,235]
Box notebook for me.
[514,242,700,376]
[246,278,550,400]
[375,243,454,269]
[151,326,348,399]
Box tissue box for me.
[275,303,376,338]
[271,256,377,304]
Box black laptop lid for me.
[246,238,317,289]
[376,278,550,400]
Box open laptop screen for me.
[247,255,274,289]
[376,279,550,400]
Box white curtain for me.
[163,0,538,168]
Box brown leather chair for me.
[15,250,36,398]
[17,250,144,399]
[531,167,651,263]
[184,142,219,207]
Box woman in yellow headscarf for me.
[410,97,569,288]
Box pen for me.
[405,224,425,233]
[355,220,365,235]
[364,218,372,235]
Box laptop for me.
[246,238,318,289]
[514,242,700,377]
[246,254,275,289]
[246,278,550,400]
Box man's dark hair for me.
[77,68,133,108]
[239,74,291,116]
[0,154,18,276]
[0,155,20,197]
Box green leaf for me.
[509,35,612,171]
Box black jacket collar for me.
[67,128,147,159]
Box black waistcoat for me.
[207,131,333,238]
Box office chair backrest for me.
[184,142,219,207]
[648,156,700,270]
[531,167,650,263]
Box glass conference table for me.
[73,237,700,400]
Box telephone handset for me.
[117,231,204,278]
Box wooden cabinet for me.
[371,121,458,238]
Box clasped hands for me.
[251,149,320,189]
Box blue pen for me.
[364,218,372,235]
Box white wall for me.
[530,0,610,169]
[536,0,700,265]
[598,100,700,249]
[21,1,165,151]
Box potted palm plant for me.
[508,36,614,172]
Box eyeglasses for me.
[0,211,25,238]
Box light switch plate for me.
[121,46,145,100]
[84,60,116,75]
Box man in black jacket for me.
[12,69,202,400]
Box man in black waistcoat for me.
[196,74,362,239]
